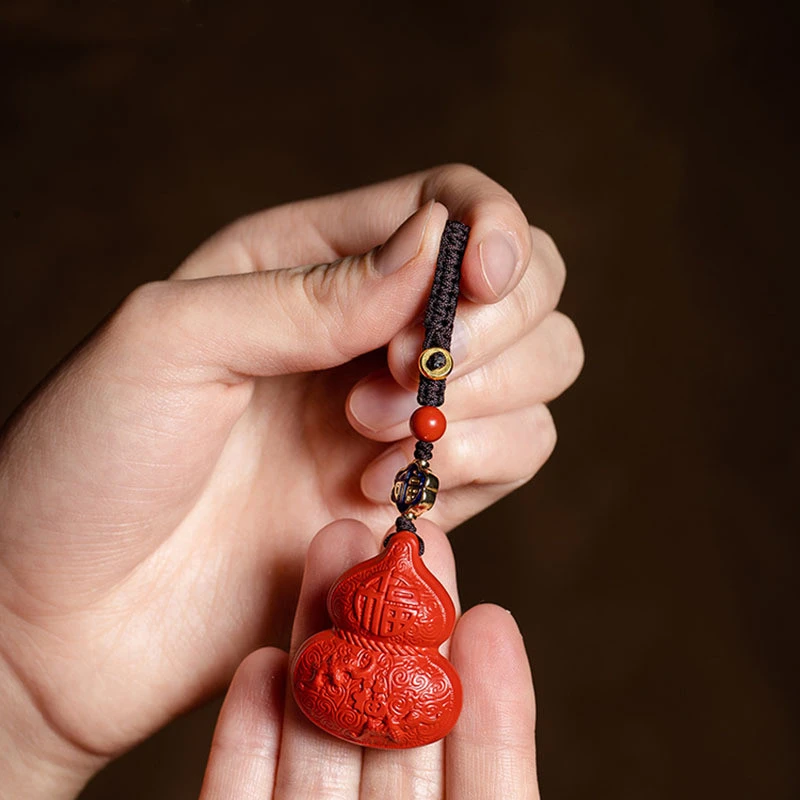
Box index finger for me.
[177,164,532,303]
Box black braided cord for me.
[417,221,470,407]
[387,219,470,548]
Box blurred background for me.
[1,1,797,797]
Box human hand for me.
[0,165,580,798]
[199,520,539,800]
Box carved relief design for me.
[292,531,462,749]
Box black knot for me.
[414,441,434,461]
[384,519,425,556]
[394,515,417,533]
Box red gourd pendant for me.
[291,219,470,749]
[291,530,461,748]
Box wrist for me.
[0,646,104,800]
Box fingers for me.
[359,403,558,507]
[113,202,451,383]
[387,226,568,392]
[287,520,383,652]
[199,541,534,800]
[348,311,582,442]
[447,605,539,800]
[198,647,288,800]
[142,175,566,386]
[358,519,459,800]
[273,520,374,799]
[175,164,532,303]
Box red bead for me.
[410,406,446,442]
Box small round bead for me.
[410,406,447,442]
[418,347,453,380]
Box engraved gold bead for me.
[391,460,440,518]
[418,347,453,380]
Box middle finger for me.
[348,311,583,443]
[273,521,370,800]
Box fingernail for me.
[479,229,520,298]
[349,373,419,432]
[361,445,410,502]
[375,200,435,277]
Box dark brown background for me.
[1,1,797,798]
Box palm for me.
[15,356,405,756]
[0,288,428,760]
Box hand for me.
[0,165,581,798]
[199,520,539,800]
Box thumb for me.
[118,200,449,381]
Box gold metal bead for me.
[418,347,453,381]
[391,460,440,518]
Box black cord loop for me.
[384,525,426,556]
[386,219,469,547]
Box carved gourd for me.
[291,531,462,749]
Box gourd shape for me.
[291,531,462,749]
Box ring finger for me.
[359,403,558,521]
[447,605,539,799]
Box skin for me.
[0,165,583,799]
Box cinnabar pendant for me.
[291,531,462,749]
[292,219,470,749]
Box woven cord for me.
[417,221,470,407]
[387,220,470,547]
